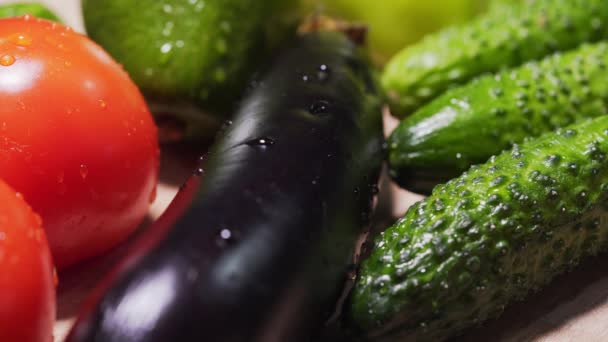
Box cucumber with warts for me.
[350,116,608,341]
[388,42,608,194]
[382,0,608,117]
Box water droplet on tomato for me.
[34,214,42,226]
[0,55,15,66]
[11,34,32,47]
[57,172,64,184]
[22,14,32,21]
[52,268,59,286]
[149,187,158,203]
[80,164,89,179]
[34,228,43,242]
[15,192,23,200]
[98,100,107,109]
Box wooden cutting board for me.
[0,0,606,340]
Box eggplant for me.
[66,30,383,342]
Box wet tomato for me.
[0,16,159,268]
[0,180,55,342]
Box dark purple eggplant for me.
[66,30,383,342]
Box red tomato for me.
[0,180,55,342]
[0,17,159,268]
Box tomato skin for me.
[0,17,159,268]
[0,180,55,342]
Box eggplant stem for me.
[298,14,368,46]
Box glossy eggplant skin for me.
[66,31,383,342]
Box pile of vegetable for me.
[1,0,608,341]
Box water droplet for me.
[433,199,445,212]
[317,64,331,82]
[399,249,411,262]
[309,100,330,115]
[162,4,173,13]
[0,55,15,66]
[195,167,204,175]
[220,229,231,239]
[495,241,509,255]
[216,228,237,247]
[547,188,559,201]
[160,42,173,54]
[98,100,107,109]
[52,268,58,286]
[373,274,391,288]
[149,187,157,203]
[34,214,42,226]
[247,137,275,148]
[79,164,89,179]
[466,256,481,272]
[11,34,32,47]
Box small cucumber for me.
[382,0,608,117]
[0,3,61,22]
[82,0,301,141]
[349,116,608,341]
[388,42,608,194]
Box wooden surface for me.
[1,0,607,341]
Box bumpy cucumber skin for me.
[82,0,299,139]
[382,0,608,117]
[388,42,608,194]
[0,3,61,22]
[350,117,608,341]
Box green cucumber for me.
[349,116,608,341]
[388,42,608,194]
[0,2,61,22]
[382,0,608,117]
[82,0,301,141]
